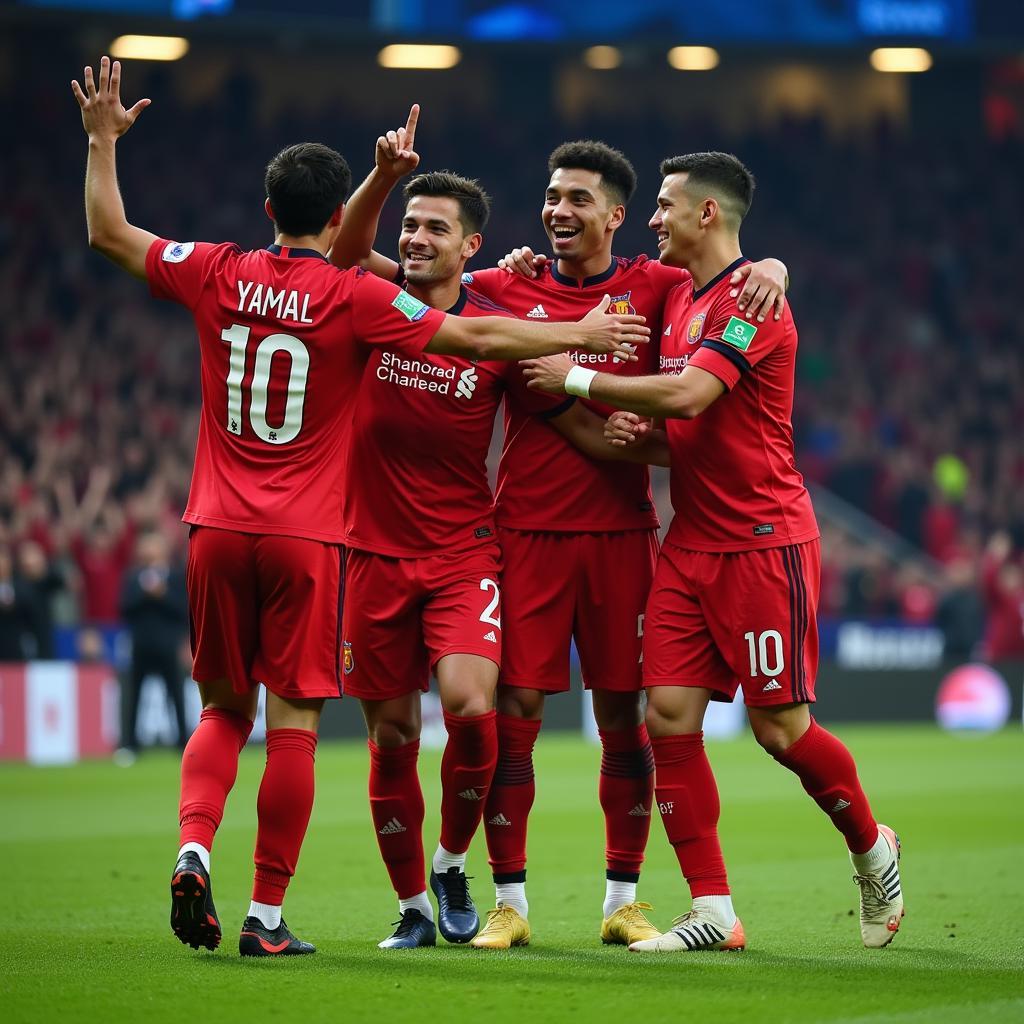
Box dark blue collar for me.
[267,244,328,262]
[550,258,618,289]
[692,256,747,300]
[445,286,468,316]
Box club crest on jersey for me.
[607,291,635,315]
[342,641,354,674]
[687,311,707,346]
[161,241,195,263]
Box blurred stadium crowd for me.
[1,61,1022,664]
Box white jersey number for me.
[743,629,785,678]
[479,578,501,628]
[221,324,310,445]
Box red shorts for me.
[186,526,345,700]
[498,528,659,693]
[341,544,503,702]
[643,539,820,707]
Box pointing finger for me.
[405,103,419,144]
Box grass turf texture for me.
[3,725,1022,1024]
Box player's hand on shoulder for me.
[498,246,549,278]
[375,103,420,180]
[521,353,573,393]
[72,56,151,141]
[604,411,647,447]
[729,258,788,323]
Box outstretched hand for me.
[376,104,420,180]
[72,56,151,141]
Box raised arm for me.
[72,57,157,280]
[426,294,650,362]
[329,104,419,280]
[522,353,725,420]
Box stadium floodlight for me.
[378,45,461,70]
[109,35,190,61]
[870,47,933,73]
[584,46,622,70]
[667,46,720,71]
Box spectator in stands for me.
[0,546,36,660]
[16,540,64,659]
[118,531,189,756]
[980,532,1024,661]
[935,557,986,661]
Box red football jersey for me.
[659,257,819,552]
[345,286,517,557]
[146,239,445,543]
[467,256,685,532]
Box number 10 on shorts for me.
[743,629,784,677]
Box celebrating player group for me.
[72,57,903,958]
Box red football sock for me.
[439,710,498,855]
[368,739,425,899]
[774,718,879,855]
[252,728,318,905]
[598,723,655,878]
[651,732,730,898]
[484,713,542,880]
[179,706,253,850]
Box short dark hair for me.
[264,143,352,237]
[548,140,637,206]
[658,152,756,225]
[402,171,491,234]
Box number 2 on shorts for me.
[479,578,501,628]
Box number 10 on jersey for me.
[221,324,310,445]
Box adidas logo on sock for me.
[458,788,483,801]
[830,798,851,813]
[483,630,498,643]
[628,802,651,817]
[526,304,548,319]
[378,817,407,835]
[762,679,782,692]
[488,813,512,826]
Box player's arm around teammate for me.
[498,243,789,324]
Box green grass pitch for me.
[3,725,1022,1023]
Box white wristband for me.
[564,365,598,399]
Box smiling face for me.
[399,195,481,285]
[649,172,704,268]
[542,167,624,267]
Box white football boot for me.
[628,909,745,953]
[852,823,904,948]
